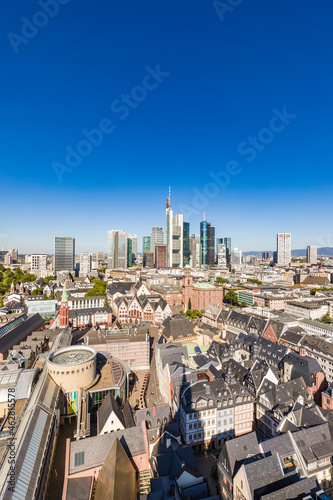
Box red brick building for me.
[182,267,224,310]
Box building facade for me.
[277,232,291,266]
[54,237,75,274]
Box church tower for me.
[182,265,193,309]
[59,284,69,328]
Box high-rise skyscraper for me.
[165,188,184,268]
[221,237,231,266]
[54,237,75,274]
[155,244,167,269]
[183,222,190,266]
[127,238,133,267]
[200,214,215,266]
[143,236,151,253]
[79,253,92,276]
[217,244,227,267]
[277,233,291,266]
[128,234,137,262]
[150,227,164,253]
[107,230,128,268]
[232,248,242,267]
[306,246,317,265]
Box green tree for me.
[43,275,55,285]
[31,288,42,295]
[215,277,229,284]
[85,280,107,296]
[247,278,262,285]
[188,298,192,310]
[104,298,109,307]
[224,290,239,306]
[310,289,317,296]
[241,301,247,307]
[319,312,332,324]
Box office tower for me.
[0,250,7,264]
[4,253,13,266]
[183,222,190,266]
[165,188,183,268]
[307,246,317,265]
[79,253,92,275]
[232,248,242,267]
[143,252,154,268]
[96,252,105,260]
[54,237,75,274]
[150,227,164,253]
[25,255,31,264]
[189,235,197,268]
[143,236,151,253]
[221,237,231,266]
[172,213,184,268]
[195,243,202,268]
[8,248,18,263]
[155,244,167,269]
[216,238,223,262]
[200,214,215,266]
[127,239,133,267]
[128,234,137,262]
[127,234,137,263]
[31,254,47,271]
[107,230,128,269]
[166,187,173,267]
[262,252,269,261]
[277,233,291,266]
[217,244,227,267]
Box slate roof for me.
[282,352,324,387]
[260,476,320,500]
[242,453,298,500]
[66,477,93,500]
[161,316,196,340]
[259,377,310,408]
[218,431,260,478]
[135,404,171,428]
[279,329,304,347]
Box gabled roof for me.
[218,431,260,478]
[97,392,125,434]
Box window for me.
[74,452,85,467]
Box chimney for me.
[205,384,210,395]
[299,347,306,357]
[166,433,171,448]
[153,403,157,417]
[222,328,226,340]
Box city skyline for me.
[1,1,333,254]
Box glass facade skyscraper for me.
[222,237,232,266]
[107,230,128,268]
[183,222,190,266]
[54,237,75,274]
[143,236,151,253]
[200,220,215,266]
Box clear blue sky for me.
[1,0,332,254]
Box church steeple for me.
[59,284,69,328]
[61,284,68,303]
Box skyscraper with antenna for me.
[166,187,184,268]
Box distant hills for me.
[243,248,333,257]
